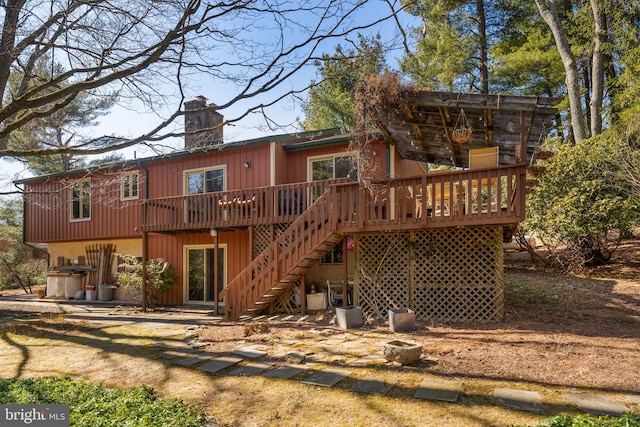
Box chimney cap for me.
[195,95,208,104]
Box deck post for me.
[141,230,148,312]
[213,228,219,312]
[342,237,348,307]
[300,276,307,314]
[518,111,527,164]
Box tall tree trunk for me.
[590,0,606,136]
[0,0,26,101]
[476,0,489,94]
[535,0,587,142]
[582,59,592,135]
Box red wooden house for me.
[17,92,559,322]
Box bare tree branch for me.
[1,0,416,163]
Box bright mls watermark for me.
[1,405,69,426]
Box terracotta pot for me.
[37,290,45,299]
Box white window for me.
[184,167,225,195]
[121,171,139,200]
[309,154,358,182]
[70,178,91,221]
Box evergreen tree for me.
[400,0,488,93]
[301,34,386,132]
[7,62,117,174]
[0,198,46,293]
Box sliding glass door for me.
[185,245,226,304]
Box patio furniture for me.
[326,280,344,307]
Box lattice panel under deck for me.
[253,223,291,259]
[356,233,410,319]
[355,226,504,322]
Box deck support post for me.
[141,230,148,312]
[300,276,307,314]
[213,228,219,313]
[342,237,348,307]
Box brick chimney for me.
[184,96,224,148]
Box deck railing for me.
[141,179,347,233]
[333,164,527,232]
[141,165,527,233]
[220,188,339,320]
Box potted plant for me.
[116,255,178,308]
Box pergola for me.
[372,90,561,168]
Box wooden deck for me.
[141,165,527,234]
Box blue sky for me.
[2,1,419,193]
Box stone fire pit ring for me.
[381,339,423,365]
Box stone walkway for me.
[2,297,639,417]
[149,314,639,417]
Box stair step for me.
[226,190,341,320]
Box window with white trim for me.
[310,155,355,265]
[185,167,225,195]
[121,171,139,200]
[310,155,358,182]
[70,178,91,221]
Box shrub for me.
[0,376,206,427]
[532,413,640,427]
[115,255,178,308]
[522,133,640,270]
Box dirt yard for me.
[190,239,640,394]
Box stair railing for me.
[220,186,336,320]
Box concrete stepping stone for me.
[159,347,197,360]
[286,351,306,363]
[302,368,352,388]
[197,356,244,374]
[353,355,388,366]
[565,393,630,416]
[414,378,462,402]
[350,376,396,395]
[156,329,184,337]
[173,352,215,367]
[233,347,267,359]
[136,321,182,329]
[324,337,347,346]
[152,339,190,349]
[263,365,308,379]
[494,388,544,413]
[626,395,640,407]
[229,362,275,376]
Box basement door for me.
[185,245,226,305]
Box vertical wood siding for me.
[23,170,142,243]
[282,140,387,183]
[148,230,250,305]
[144,144,272,199]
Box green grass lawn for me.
[529,414,640,427]
[0,377,206,427]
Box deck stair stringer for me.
[220,187,342,321]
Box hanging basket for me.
[528,165,546,176]
[452,127,472,144]
[451,108,472,143]
[536,150,555,160]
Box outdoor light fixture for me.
[210,228,217,237]
[243,160,250,168]
[372,149,378,156]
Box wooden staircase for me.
[220,187,343,321]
